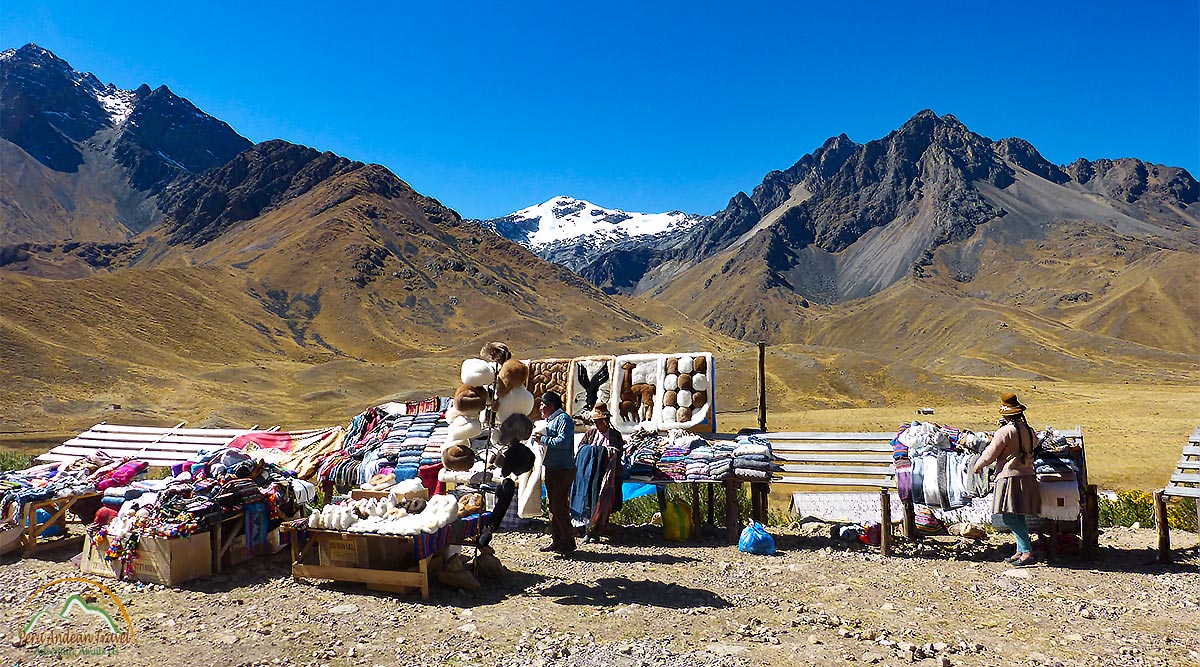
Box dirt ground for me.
[2,522,1198,667]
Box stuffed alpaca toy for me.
[495,359,529,399]
[480,342,512,364]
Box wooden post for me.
[655,486,668,517]
[757,341,767,432]
[1081,485,1099,560]
[707,484,715,527]
[879,489,893,557]
[690,484,701,538]
[902,498,918,541]
[724,478,741,545]
[1154,490,1171,564]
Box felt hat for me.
[455,384,489,414]
[589,404,611,421]
[495,359,530,398]
[442,443,476,471]
[480,341,512,364]
[998,393,1027,416]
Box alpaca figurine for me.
[619,361,655,422]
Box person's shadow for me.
[537,576,730,609]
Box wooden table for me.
[22,492,102,557]
[282,525,432,599]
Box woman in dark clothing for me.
[574,404,624,543]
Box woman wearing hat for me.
[974,393,1042,566]
[574,404,625,543]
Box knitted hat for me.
[589,404,611,421]
[442,443,476,471]
[998,393,1027,416]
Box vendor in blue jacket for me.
[539,391,576,554]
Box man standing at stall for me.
[539,391,576,554]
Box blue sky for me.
[3,1,1197,219]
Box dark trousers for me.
[544,467,577,551]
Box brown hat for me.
[589,404,611,421]
[998,393,1027,416]
[442,443,476,471]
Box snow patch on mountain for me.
[485,196,703,249]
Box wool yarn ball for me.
[676,389,692,408]
[661,406,678,423]
[677,373,693,391]
[679,356,694,374]
[664,390,678,407]
[693,356,707,373]
[677,407,693,422]
[665,358,679,375]
[691,373,709,391]
[664,374,679,391]
[461,358,496,387]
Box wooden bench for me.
[762,432,901,555]
[38,422,260,468]
[1153,426,1200,563]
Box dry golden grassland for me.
[722,379,1199,492]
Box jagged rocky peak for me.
[160,139,364,246]
[0,43,250,186]
[1065,157,1198,205]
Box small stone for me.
[941,657,952,667]
[862,651,883,664]
[1130,521,1141,530]
[880,603,895,611]
[1066,634,1083,642]
[217,634,240,645]
[1001,569,1031,579]
[809,634,822,645]
[330,604,359,615]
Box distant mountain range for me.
[473,197,704,277]
[0,43,1196,433]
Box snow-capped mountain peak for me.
[490,196,703,248]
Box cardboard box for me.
[80,533,122,580]
[318,533,365,567]
[129,533,212,586]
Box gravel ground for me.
[2,523,1198,667]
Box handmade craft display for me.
[610,354,661,435]
[656,352,714,432]
[523,359,571,419]
[567,356,615,418]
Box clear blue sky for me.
[3,1,1197,219]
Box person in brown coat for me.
[974,393,1041,566]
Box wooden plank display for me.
[1153,425,1200,563]
[38,422,259,467]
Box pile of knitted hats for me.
[441,342,534,472]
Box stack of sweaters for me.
[706,441,738,480]
[730,435,782,481]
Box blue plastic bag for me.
[737,521,776,555]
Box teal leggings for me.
[1002,513,1032,553]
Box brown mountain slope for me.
[132,141,656,361]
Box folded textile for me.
[733,443,770,457]
[732,468,772,481]
[732,458,782,472]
